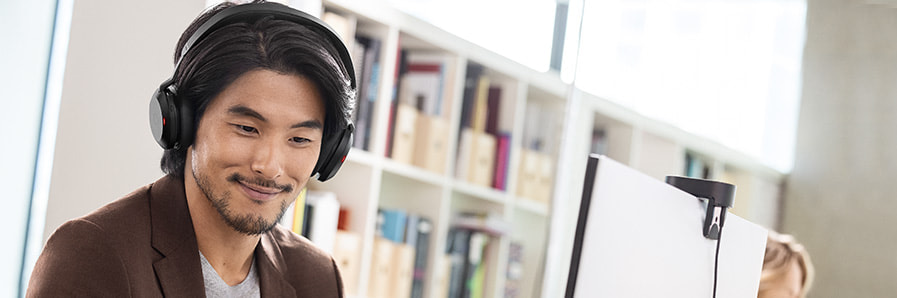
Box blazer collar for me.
[256,231,297,297]
[149,174,206,297]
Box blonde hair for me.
[760,231,814,297]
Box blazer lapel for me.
[149,175,206,297]
[257,233,297,297]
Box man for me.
[27,1,355,297]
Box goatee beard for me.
[193,170,293,235]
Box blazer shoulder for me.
[80,182,154,232]
[27,219,131,297]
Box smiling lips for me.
[238,181,282,201]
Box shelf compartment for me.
[382,158,447,187]
[513,197,550,217]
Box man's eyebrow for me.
[292,120,323,130]
[228,104,323,130]
[228,105,267,122]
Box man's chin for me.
[223,214,277,235]
[220,205,290,235]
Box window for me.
[574,0,807,172]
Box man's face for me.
[189,69,325,235]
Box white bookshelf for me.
[310,1,787,298]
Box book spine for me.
[503,242,523,298]
[446,228,472,298]
[471,77,490,133]
[381,208,408,243]
[411,217,432,298]
[385,47,406,157]
[290,188,307,234]
[493,133,511,190]
[485,86,501,136]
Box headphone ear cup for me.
[314,124,354,182]
[150,84,179,149]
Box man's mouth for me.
[227,173,293,202]
[238,181,282,201]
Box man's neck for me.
[184,169,260,286]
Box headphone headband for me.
[177,2,356,89]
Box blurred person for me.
[758,231,814,298]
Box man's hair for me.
[160,0,355,178]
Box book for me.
[485,86,502,136]
[306,191,341,254]
[409,216,433,298]
[446,226,495,298]
[435,254,453,298]
[337,207,351,231]
[390,104,420,164]
[354,36,382,150]
[277,188,307,235]
[369,237,397,298]
[385,47,407,157]
[503,241,524,298]
[516,149,536,202]
[446,228,473,298]
[468,131,496,187]
[402,52,446,116]
[405,213,421,247]
[302,203,313,237]
[392,242,417,298]
[333,230,362,296]
[493,133,512,190]
[471,76,491,133]
[380,208,408,243]
[413,115,449,173]
[454,128,474,181]
[459,63,484,130]
[466,231,490,298]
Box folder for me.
[332,230,361,296]
[468,132,496,187]
[413,115,449,173]
[391,104,419,164]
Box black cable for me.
[712,229,723,298]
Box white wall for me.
[785,1,897,296]
[1,1,56,296]
[42,0,206,243]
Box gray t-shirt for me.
[199,251,261,298]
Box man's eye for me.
[236,125,257,134]
[290,137,310,144]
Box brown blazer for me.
[27,174,344,297]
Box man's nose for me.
[250,138,284,180]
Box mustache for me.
[227,173,294,194]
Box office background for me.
[2,0,895,297]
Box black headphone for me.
[149,2,355,182]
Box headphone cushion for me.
[315,124,354,182]
[149,87,179,149]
